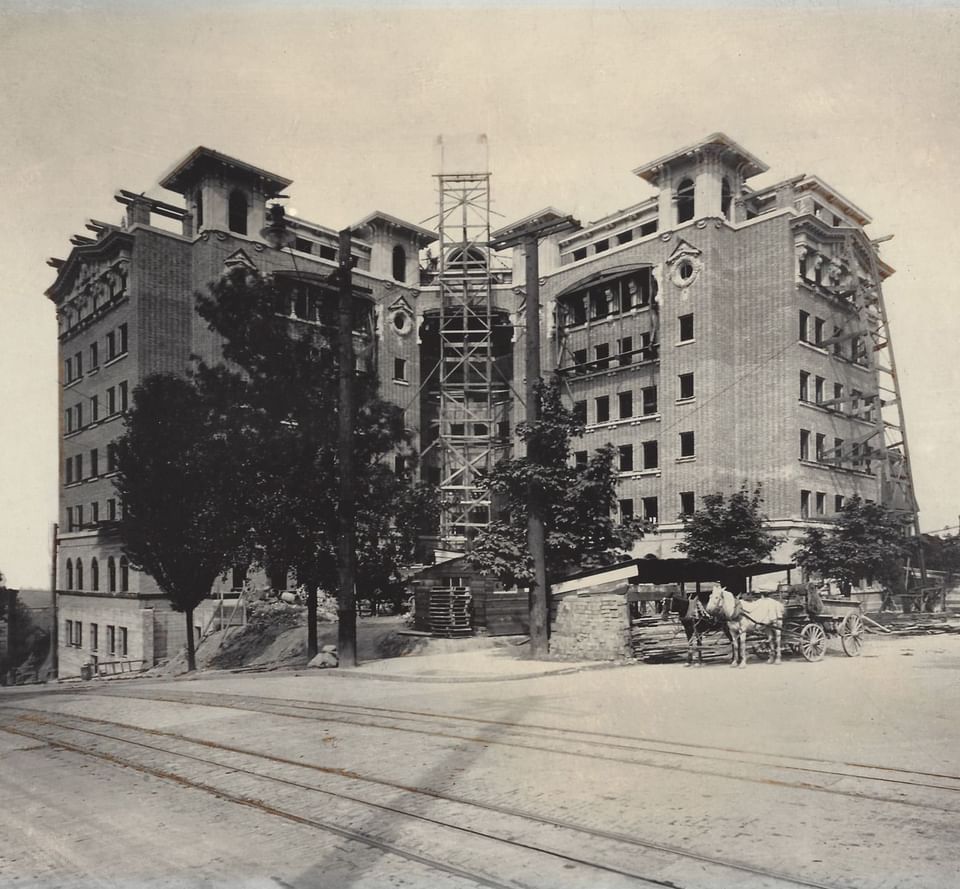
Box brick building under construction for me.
[46,133,918,671]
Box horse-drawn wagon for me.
[774,585,865,662]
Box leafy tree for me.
[114,373,258,672]
[468,380,644,588]
[677,485,781,568]
[195,267,436,654]
[793,497,910,592]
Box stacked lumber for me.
[428,586,473,637]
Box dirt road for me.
[2,633,958,888]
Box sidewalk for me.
[327,646,613,683]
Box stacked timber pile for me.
[628,584,731,663]
[428,586,473,638]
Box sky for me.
[1,2,959,588]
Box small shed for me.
[410,556,528,636]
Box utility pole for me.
[490,211,578,657]
[337,228,358,667]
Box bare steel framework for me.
[431,168,509,544]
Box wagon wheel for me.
[839,613,864,657]
[799,622,827,662]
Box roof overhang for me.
[45,228,134,303]
[159,146,292,196]
[554,262,654,299]
[795,175,871,226]
[352,211,437,247]
[633,132,769,184]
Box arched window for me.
[107,557,117,593]
[66,559,73,590]
[76,558,84,591]
[228,190,248,235]
[119,556,130,592]
[676,178,695,223]
[721,177,732,220]
[392,245,407,282]
[91,557,99,592]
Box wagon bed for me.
[778,591,865,661]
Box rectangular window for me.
[835,494,845,513]
[107,443,117,473]
[66,506,74,532]
[834,438,844,465]
[680,492,695,516]
[572,400,587,425]
[107,331,116,360]
[574,450,588,468]
[642,439,659,470]
[595,396,610,424]
[90,448,99,478]
[65,409,72,435]
[91,501,99,524]
[799,310,809,342]
[679,431,695,458]
[65,619,74,646]
[851,442,861,467]
[108,498,117,520]
[107,386,116,415]
[833,382,843,407]
[75,621,82,648]
[851,389,861,418]
[642,496,659,523]
[616,230,633,246]
[91,623,98,651]
[679,313,694,343]
[572,348,587,371]
[594,238,609,253]
[815,433,825,462]
[74,454,82,482]
[641,386,658,416]
[799,371,809,402]
[619,498,634,520]
[294,237,313,254]
[617,336,633,366]
[816,492,826,516]
[89,342,99,370]
[814,317,825,346]
[814,376,824,404]
[832,326,843,357]
[450,423,465,436]
[75,351,83,377]
[594,343,610,371]
[572,247,587,262]
[66,457,73,485]
[107,625,116,655]
[618,391,633,419]
[91,394,99,422]
[800,429,810,461]
[120,627,128,656]
[76,505,83,528]
[639,220,658,236]
[119,381,128,412]
[75,403,83,430]
[393,358,407,381]
[678,373,694,400]
[119,323,128,354]
[618,445,633,472]
[800,489,811,519]
[64,358,73,384]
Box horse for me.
[705,586,785,668]
[661,593,732,667]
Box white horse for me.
[705,586,784,668]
